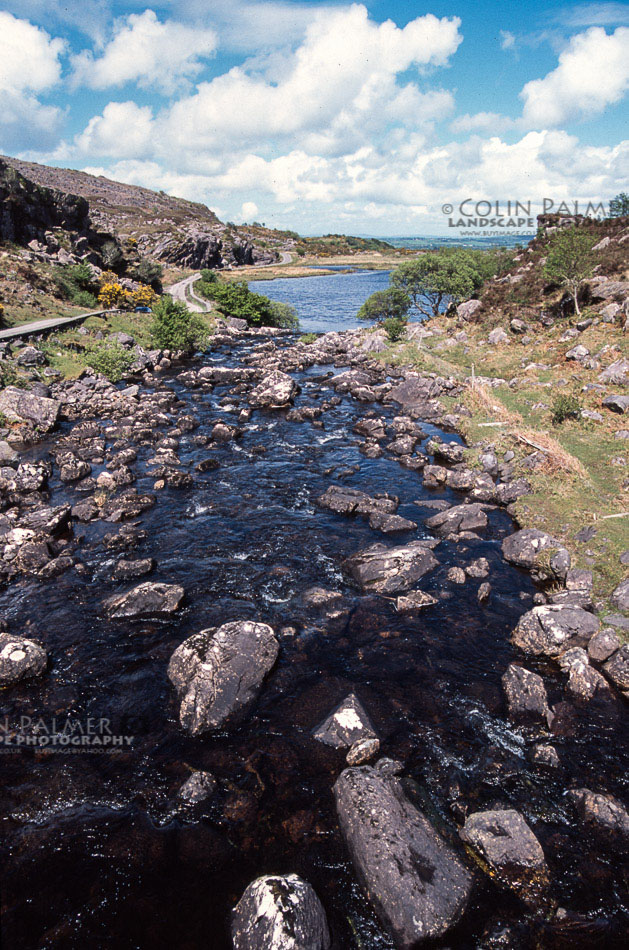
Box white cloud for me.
[240,201,259,220]
[557,3,629,27]
[521,26,629,126]
[72,9,218,94]
[160,6,461,152]
[450,112,512,134]
[75,102,155,159]
[500,30,516,50]
[0,11,65,92]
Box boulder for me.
[502,664,549,724]
[565,344,589,362]
[168,621,279,735]
[104,582,184,618]
[512,605,599,658]
[587,628,621,663]
[602,645,629,691]
[334,766,472,946]
[502,529,570,581]
[567,789,629,843]
[0,632,47,685]
[232,875,330,950]
[611,577,629,611]
[488,328,509,345]
[16,346,45,366]
[558,647,612,701]
[598,358,629,386]
[602,394,629,414]
[466,557,490,579]
[425,503,487,536]
[368,511,417,533]
[317,485,397,517]
[179,770,217,804]
[0,386,60,433]
[459,809,548,903]
[313,693,377,749]
[457,299,482,321]
[344,539,439,594]
[248,371,299,408]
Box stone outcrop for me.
[512,605,599,657]
[344,539,439,594]
[0,386,60,433]
[104,581,184,619]
[248,371,299,409]
[232,875,330,950]
[168,621,279,735]
[502,528,571,581]
[334,765,473,946]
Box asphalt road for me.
[167,274,212,313]
[0,309,117,341]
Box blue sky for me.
[0,1,627,234]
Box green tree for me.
[357,287,411,324]
[101,240,124,269]
[198,278,298,329]
[543,228,594,316]
[390,251,479,319]
[609,192,629,217]
[149,296,208,351]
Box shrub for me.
[130,286,158,308]
[551,393,581,424]
[73,290,99,309]
[299,333,318,344]
[198,278,298,329]
[132,259,163,290]
[382,316,408,342]
[98,282,127,309]
[149,296,208,351]
[85,342,134,382]
[200,269,219,283]
[357,288,411,323]
[544,229,594,316]
[269,300,299,329]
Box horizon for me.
[0,1,627,236]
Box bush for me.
[198,278,298,329]
[149,296,208,351]
[382,316,408,342]
[200,269,219,283]
[132,259,163,291]
[299,333,318,344]
[54,264,98,305]
[269,300,298,329]
[357,288,410,324]
[551,393,581,424]
[85,342,134,382]
[73,290,99,309]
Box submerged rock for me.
[334,765,472,946]
[104,582,184,619]
[179,770,217,804]
[313,693,377,749]
[232,874,330,950]
[0,632,47,685]
[512,605,599,658]
[396,590,438,612]
[317,484,397,517]
[168,621,279,735]
[460,809,549,904]
[502,664,550,724]
[344,539,439,594]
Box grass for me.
[376,310,628,623]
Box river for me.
[1,290,628,948]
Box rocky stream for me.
[0,322,627,949]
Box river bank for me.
[1,320,627,948]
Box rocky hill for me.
[1,155,282,270]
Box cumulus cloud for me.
[521,26,629,126]
[450,112,513,134]
[72,9,218,94]
[240,201,259,220]
[75,102,155,159]
[0,12,65,152]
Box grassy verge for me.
[377,314,628,623]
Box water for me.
[250,269,391,333]
[1,332,627,949]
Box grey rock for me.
[488,327,509,345]
[494,478,531,506]
[478,582,491,603]
[502,529,571,581]
[104,581,184,618]
[425,503,488,536]
[396,590,438,612]
[232,874,330,950]
[558,647,612,701]
[344,539,439,594]
[334,766,472,946]
[457,299,482,320]
[0,632,47,685]
[317,485,397,517]
[611,577,629,610]
[598,358,629,386]
[602,644,629,691]
[568,788,629,842]
[16,345,46,366]
[460,809,548,903]
[0,386,60,432]
[602,394,629,414]
[512,605,599,657]
[248,371,299,408]
[587,628,621,663]
[529,743,560,769]
[313,693,377,749]
[466,557,490,578]
[168,621,279,735]
[565,344,589,362]
[448,567,466,584]
[179,770,217,804]
[368,511,417,533]
[502,664,549,723]
[347,737,381,766]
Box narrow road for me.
[0,309,118,342]
[167,274,212,313]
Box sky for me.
[0,0,627,235]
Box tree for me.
[149,297,208,351]
[390,252,479,319]
[609,192,629,217]
[101,240,124,269]
[543,228,594,316]
[357,288,411,324]
[197,278,298,328]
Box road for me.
[167,274,212,313]
[0,309,119,342]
